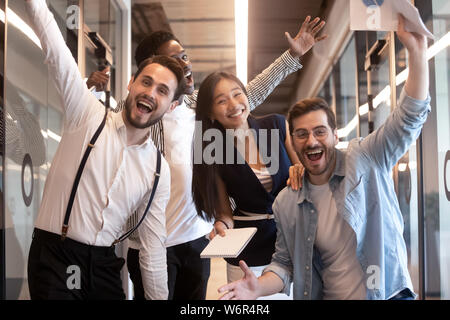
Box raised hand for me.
[86,66,110,91]
[397,14,428,101]
[396,14,427,55]
[218,260,260,300]
[285,16,328,59]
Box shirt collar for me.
[333,148,346,177]
[112,109,126,131]
[296,148,346,204]
[111,106,153,148]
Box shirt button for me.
[307,237,311,242]
[304,291,308,296]
[310,209,315,214]
[305,266,310,270]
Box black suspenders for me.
[61,107,162,246]
[61,107,109,240]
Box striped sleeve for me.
[247,50,302,110]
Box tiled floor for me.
[206,258,227,300]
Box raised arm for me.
[138,159,171,300]
[246,16,327,110]
[400,16,428,101]
[184,16,327,110]
[26,0,98,128]
[360,15,430,172]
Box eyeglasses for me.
[292,127,329,140]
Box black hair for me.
[134,31,180,66]
[192,71,247,221]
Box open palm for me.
[286,16,328,58]
[218,261,259,300]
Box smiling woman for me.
[192,71,299,299]
[210,76,250,130]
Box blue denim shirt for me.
[263,89,431,300]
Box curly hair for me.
[134,31,181,66]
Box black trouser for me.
[28,228,125,300]
[126,247,145,300]
[127,235,210,300]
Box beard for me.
[298,143,337,178]
[124,95,161,129]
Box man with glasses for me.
[218,15,430,300]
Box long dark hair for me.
[192,72,247,221]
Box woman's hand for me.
[287,163,305,191]
[209,219,231,239]
[286,16,328,59]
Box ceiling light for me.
[235,0,248,85]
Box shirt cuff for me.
[398,87,431,116]
[262,262,292,296]
[281,50,303,71]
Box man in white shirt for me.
[26,0,184,300]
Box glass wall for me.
[318,36,357,145]
[3,0,125,299]
[431,0,450,300]
[418,0,450,300]
[334,37,357,142]
[84,0,122,106]
[0,0,6,300]
[5,0,57,299]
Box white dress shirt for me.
[26,0,170,300]
[161,103,213,247]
